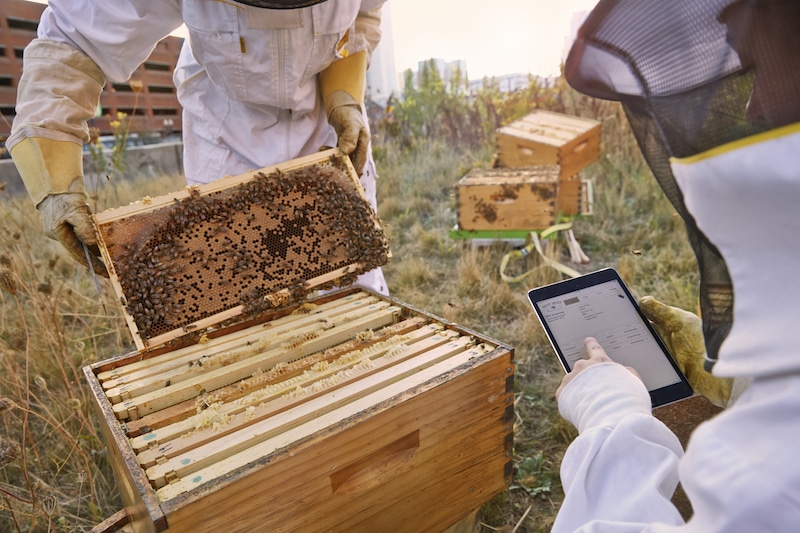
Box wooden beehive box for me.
[455,166,591,231]
[85,149,515,532]
[495,110,601,178]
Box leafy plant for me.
[512,451,553,499]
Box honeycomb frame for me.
[93,149,390,350]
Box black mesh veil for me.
[564,0,800,368]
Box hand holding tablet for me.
[528,268,693,408]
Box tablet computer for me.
[527,268,693,407]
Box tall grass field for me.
[0,74,697,532]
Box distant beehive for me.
[455,166,589,231]
[94,149,390,350]
[494,109,601,178]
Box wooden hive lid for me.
[496,109,601,148]
[93,149,390,351]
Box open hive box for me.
[455,165,592,232]
[84,149,515,533]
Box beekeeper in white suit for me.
[553,0,800,531]
[8,0,388,295]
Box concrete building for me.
[365,2,399,107]
[0,0,184,149]
[467,72,557,94]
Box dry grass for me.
[0,92,697,532]
[0,173,185,532]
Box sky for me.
[389,0,602,79]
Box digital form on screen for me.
[538,279,682,391]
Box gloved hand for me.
[639,296,732,407]
[320,51,369,175]
[38,193,108,276]
[10,136,108,277]
[327,92,369,175]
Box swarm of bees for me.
[103,157,390,340]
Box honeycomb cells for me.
[101,160,390,341]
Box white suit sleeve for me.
[38,1,184,83]
[553,363,685,532]
[8,39,106,148]
[355,6,383,58]
[341,2,385,62]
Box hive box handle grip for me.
[330,430,420,495]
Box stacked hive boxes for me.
[456,109,601,232]
[84,149,514,533]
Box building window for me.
[148,85,175,94]
[117,107,146,116]
[144,62,171,72]
[111,83,135,93]
[6,18,39,33]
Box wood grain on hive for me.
[93,149,390,350]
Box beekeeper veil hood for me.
[232,0,328,8]
[564,0,800,370]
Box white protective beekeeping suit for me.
[552,0,800,531]
[9,0,388,295]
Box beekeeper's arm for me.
[9,40,109,274]
[552,337,685,533]
[8,2,183,274]
[320,5,383,175]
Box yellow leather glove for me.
[639,296,732,407]
[10,137,108,276]
[320,51,369,175]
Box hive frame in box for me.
[84,288,514,533]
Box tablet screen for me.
[535,278,683,391]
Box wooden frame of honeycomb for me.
[93,149,390,350]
